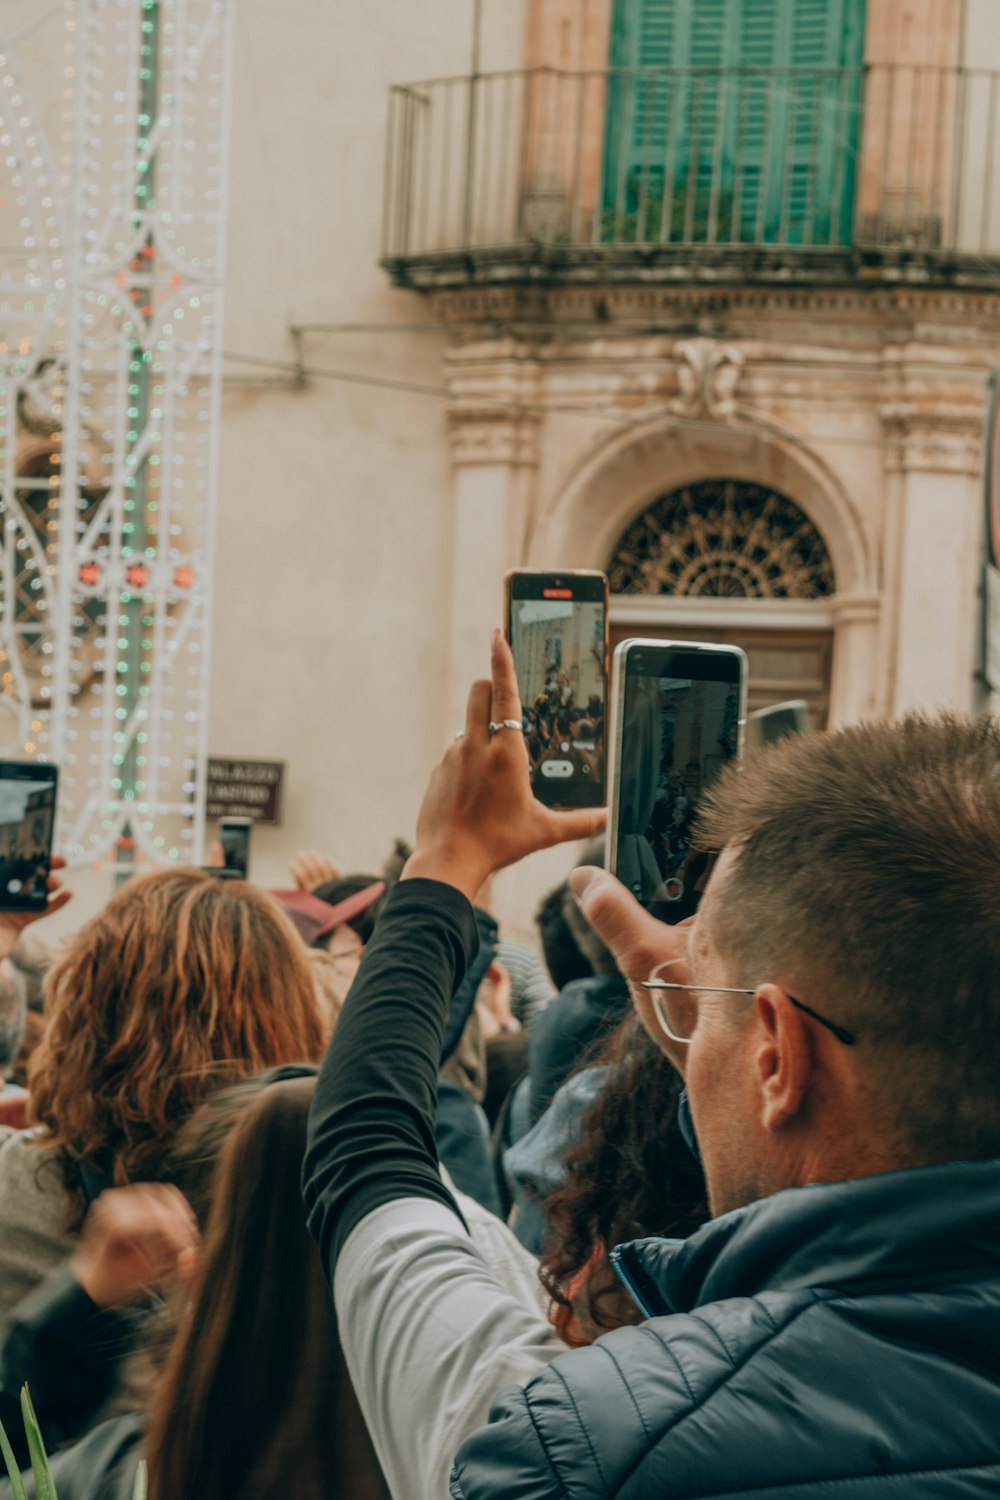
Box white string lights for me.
[0,0,235,876]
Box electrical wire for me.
[220,346,990,456]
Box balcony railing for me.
[382,65,1000,287]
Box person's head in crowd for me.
[146,1076,387,1500]
[535,837,616,990]
[586,712,1000,1222]
[540,1014,707,1345]
[28,869,326,1206]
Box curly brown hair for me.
[539,1013,707,1342]
[28,869,326,1205]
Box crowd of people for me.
[0,629,998,1497]
[522,672,606,788]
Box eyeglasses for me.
[642,957,856,1047]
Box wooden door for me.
[610,620,834,728]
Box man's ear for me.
[754,985,811,1132]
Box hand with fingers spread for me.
[569,864,692,1074]
[69,1183,200,1309]
[0,854,72,964]
[404,631,606,902]
[290,850,342,892]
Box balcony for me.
[381,65,1000,292]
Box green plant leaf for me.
[0,1412,29,1500]
[20,1387,58,1500]
[131,1459,148,1500]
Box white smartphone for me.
[607,639,748,922]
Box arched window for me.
[608,480,835,600]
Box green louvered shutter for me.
[603,0,679,235]
[603,0,865,245]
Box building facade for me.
[4,0,1000,937]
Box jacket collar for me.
[616,1159,1000,1317]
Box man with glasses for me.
[305,637,1000,1499]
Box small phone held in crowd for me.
[505,568,609,809]
[0,761,58,912]
[747,699,811,749]
[219,817,252,878]
[607,640,747,922]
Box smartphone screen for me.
[610,643,745,921]
[220,819,251,878]
[507,570,608,808]
[0,762,58,911]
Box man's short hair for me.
[696,712,1000,1163]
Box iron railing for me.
[382,65,1000,281]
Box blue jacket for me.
[451,1159,1000,1497]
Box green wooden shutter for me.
[604,0,679,235]
[603,0,865,245]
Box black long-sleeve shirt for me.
[302,877,480,1275]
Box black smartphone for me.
[607,640,747,922]
[505,569,609,808]
[0,761,58,911]
[748,699,811,749]
[219,817,252,878]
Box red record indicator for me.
[987,368,1000,567]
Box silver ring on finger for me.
[489,718,524,736]
[453,730,465,741]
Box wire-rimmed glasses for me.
[642,957,856,1047]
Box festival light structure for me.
[0,0,234,876]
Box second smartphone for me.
[607,639,747,922]
[505,569,609,809]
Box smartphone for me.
[748,699,811,749]
[219,817,252,878]
[607,640,747,922]
[505,569,609,808]
[0,761,58,912]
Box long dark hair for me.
[146,1078,387,1500]
[539,1014,708,1341]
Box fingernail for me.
[491,627,501,653]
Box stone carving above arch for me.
[528,416,875,598]
[608,481,836,599]
[671,340,745,420]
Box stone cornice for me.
[879,403,985,474]
[425,280,1000,338]
[447,405,541,466]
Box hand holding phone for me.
[0,763,59,913]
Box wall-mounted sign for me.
[206,758,285,825]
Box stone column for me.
[881,405,984,715]
[443,347,541,733]
[828,593,882,724]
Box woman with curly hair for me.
[536,1013,708,1345]
[0,869,325,1345]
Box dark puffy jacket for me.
[451,1159,1000,1498]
